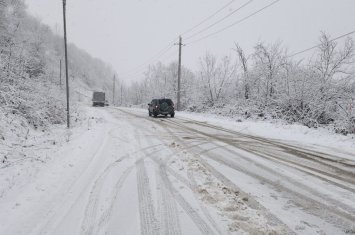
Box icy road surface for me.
[1,107,355,235]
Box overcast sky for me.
[25,0,355,83]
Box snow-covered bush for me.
[0,1,65,132]
[126,32,355,134]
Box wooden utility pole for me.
[113,75,116,106]
[177,36,182,111]
[59,59,62,88]
[62,0,70,128]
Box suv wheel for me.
[149,111,152,117]
[170,112,175,118]
[154,112,158,117]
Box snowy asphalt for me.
[1,106,355,235]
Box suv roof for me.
[152,98,172,100]
[152,98,173,101]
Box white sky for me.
[25,0,355,83]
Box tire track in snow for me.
[34,126,112,235]
[194,137,355,219]
[162,116,355,232]
[118,108,226,235]
[155,117,294,234]
[163,118,355,215]
[164,117,355,230]
[95,167,133,234]
[167,117,355,177]
[136,159,160,235]
[118,109,218,234]
[80,158,127,235]
[117,108,355,233]
[238,145,355,192]
[160,122,260,235]
[175,116,355,165]
[157,125,224,235]
[80,144,163,235]
[157,174,182,235]
[135,147,183,235]
[151,152,224,235]
[159,165,216,235]
[200,150,355,229]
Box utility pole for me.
[176,36,183,111]
[62,0,70,128]
[59,59,62,88]
[113,75,116,106]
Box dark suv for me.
[148,99,175,118]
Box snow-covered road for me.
[1,106,355,235]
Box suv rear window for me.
[159,99,173,105]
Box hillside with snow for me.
[0,0,119,160]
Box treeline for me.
[127,33,355,134]
[0,0,115,139]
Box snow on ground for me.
[0,105,112,232]
[181,112,355,158]
[0,105,84,199]
[121,107,355,234]
[130,107,355,160]
[0,105,354,235]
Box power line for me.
[119,0,278,79]
[184,0,254,41]
[158,47,179,63]
[181,0,238,36]
[120,45,177,78]
[122,0,245,75]
[121,0,253,75]
[288,29,355,58]
[124,42,176,74]
[186,0,282,45]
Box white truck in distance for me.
[92,92,106,107]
